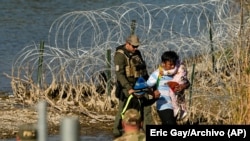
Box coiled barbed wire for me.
[11,0,242,88]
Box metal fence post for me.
[60,117,80,141]
[38,101,48,141]
[37,41,44,87]
[189,64,195,109]
[106,49,111,97]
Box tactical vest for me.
[116,49,148,78]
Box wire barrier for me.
[11,1,242,87]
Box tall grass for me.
[5,0,250,124]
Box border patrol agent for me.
[113,34,152,138]
[113,109,146,141]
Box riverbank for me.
[0,93,113,140]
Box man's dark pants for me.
[112,97,152,137]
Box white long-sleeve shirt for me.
[146,69,174,111]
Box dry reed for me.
[4,0,250,124]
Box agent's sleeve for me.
[114,52,132,91]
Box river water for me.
[0,0,204,93]
[1,0,209,140]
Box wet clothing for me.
[113,44,152,137]
[161,60,190,119]
[113,131,146,141]
[157,109,176,125]
[146,68,177,125]
[162,61,189,117]
[169,62,189,116]
[147,68,174,110]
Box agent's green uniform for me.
[113,44,152,137]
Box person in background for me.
[146,51,190,125]
[113,34,156,137]
[113,109,145,141]
[16,123,37,141]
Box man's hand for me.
[152,89,160,99]
[128,89,135,95]
[174,82,189,92]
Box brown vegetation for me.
[1,0,250,139]
[0,93,113,139]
